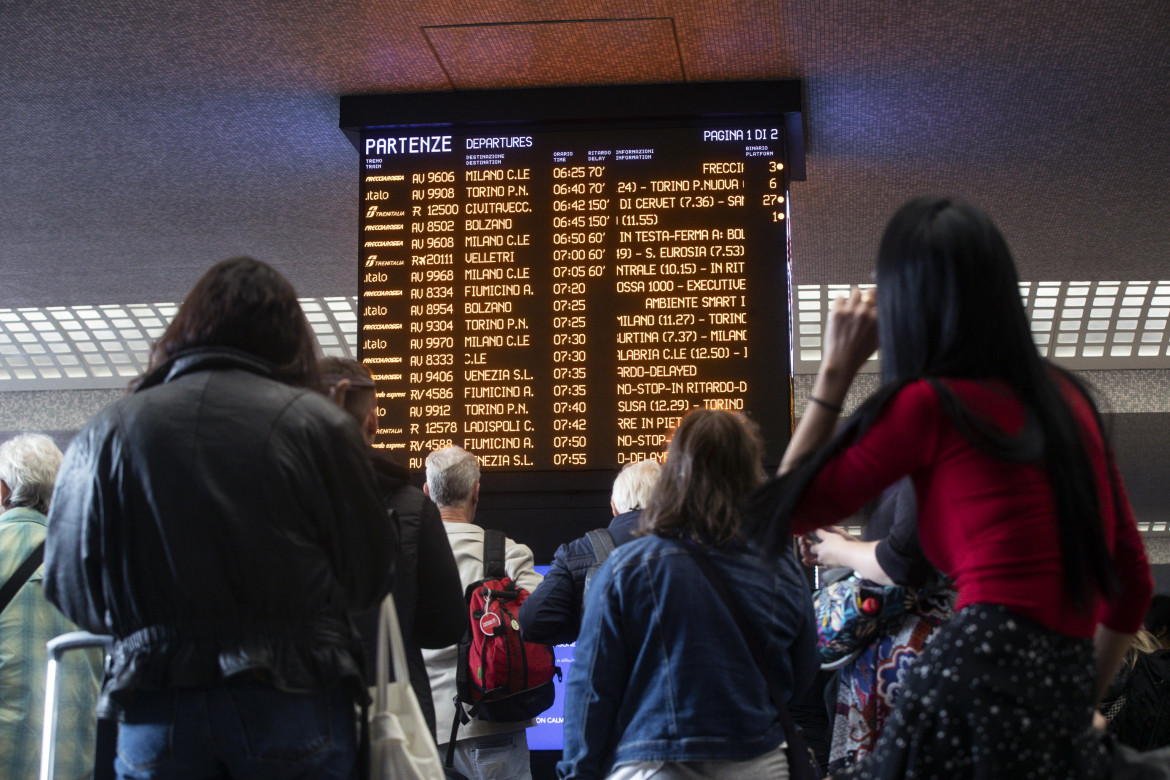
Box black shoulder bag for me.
[679,539,823,780]
[0,540,46,615]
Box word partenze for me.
[365,136,453,155]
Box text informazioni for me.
[359,125,791,471]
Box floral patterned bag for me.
[813,571,915,668]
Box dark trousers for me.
[115,684,356,779]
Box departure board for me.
[346,85,797,473]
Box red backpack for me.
[446,530,558,756]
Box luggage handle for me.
[41,631,113,780]
[47,631,113,660]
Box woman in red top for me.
[748,197,1153,779]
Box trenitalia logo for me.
[365,206,406,218]
[366,255,378,267]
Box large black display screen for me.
[345,84,797,473]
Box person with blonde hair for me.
[520,458,662,645]
[0,433,101,780]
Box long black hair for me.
[139,257,319,388]
[746,197,1118,610]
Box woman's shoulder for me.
[895,378,943,401]
[267,382,361,438]
[902,376,1013,401]
[864,377,948,422]
[904,376,1030,417]
[608,534,711,575]
[611,533,675,560]
[913,377,1040,438]
[1048,369,1100,420]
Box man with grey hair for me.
[518,458,662,645]
[422,445,542,780]
[0,434,102,779]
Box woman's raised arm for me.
[780,287,879,474]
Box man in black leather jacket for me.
[319,356,465,738]
[44,258,394,779]
[518,459,661,646]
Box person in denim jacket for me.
[558,409,819,780]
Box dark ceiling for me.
[2,0,1167,309]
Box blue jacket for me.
[557,534,819,779]
[518,510,641,645]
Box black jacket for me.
[865,478,933,588]
[1105,648,1170,750]
[517,510,641,645]
[354,452,464,736]
[44,348,395,716]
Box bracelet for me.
[808,396,843,415]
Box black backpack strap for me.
[445,701,465,768]
[483,529,506,580]
[0,540,45,616]
[585,529,615,565]
[446,581,480,768]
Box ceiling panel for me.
[792,280,1170,372]
[0,298,357,390]
[0,1,1167,338]
[425,19,683,89]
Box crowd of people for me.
[0,197,1166,779]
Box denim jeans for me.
[443,731,532,780]
[115,684,356,779]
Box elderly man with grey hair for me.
[518,458,662,646]
[421,445,542,780]
[0,434,102,779]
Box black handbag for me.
[1106,734,1170,779]
[680,539,824,780]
